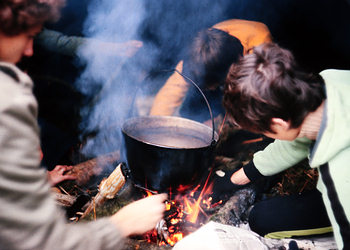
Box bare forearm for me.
[230,167,251,185]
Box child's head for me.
[0,0,65,63]
[183,28,243,90]
[0,0,64,36]
[223,43,325,135]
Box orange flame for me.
[185,178,213,223]
[142,169,218,246]
[146,190,153,197]
[167,232,183,246]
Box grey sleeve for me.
[35,28,88,57]
[0,76,124,250]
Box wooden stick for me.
[241,137,263,145]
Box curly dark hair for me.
[0,0,65,36]
[223,43,325,133]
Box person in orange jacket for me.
[150,19,272,122]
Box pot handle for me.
[172,69,216,144]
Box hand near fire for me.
[211,167,251,203]
[47,165,77,186]
[110,193,168,237]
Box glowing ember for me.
[167,232,183,246]
[143,173,218,247]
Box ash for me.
[211,188,256,226]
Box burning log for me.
[152,196,211,247]
[147,177,216,247]
[66,151,120,186]
[80,163,126,219]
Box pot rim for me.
[122,115,218,149]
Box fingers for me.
[139,194,168,231]
[146,194,168,221]
[64,165,73,171]
[110,193,168,237]
[61,174,77,181]
[147,193,168,203]
[145,194,168,213]
[48,165,76,186]
[128,40,143,48]
[53,165,64,172]
[122,40,143,57]
[57,165,76,180]
[55,165,73,173]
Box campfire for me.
[53,128,319,249]
[140,174,220,247]
[54,151,227,247]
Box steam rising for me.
[75,0,147,157]
[75,0,232,157]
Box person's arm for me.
[36,28,142,58]
[211,137,312,203]
[35,28,86,56]
[0,70,123,249]
[229,137,313,185]
[150,61,189,116]
[230,167,251,185]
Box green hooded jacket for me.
[252,69,350,249]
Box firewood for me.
[53,192,77,207]
[66,151,120,186]
[80,163,126,219]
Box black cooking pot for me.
[122,70,219,193]
[122,115,218,192]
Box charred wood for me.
[66,151,120,186]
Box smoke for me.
[74,0,233,158]
[74,0,148,157]
[76,0,146,94]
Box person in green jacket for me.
[221,42,350,249]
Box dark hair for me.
[183,28,244,89]
[223,43,325,133]
[0,0,65,36]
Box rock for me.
[210,188,256,226]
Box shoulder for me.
[213,19,270,33]
[0,62,33,88]
[0,63,36,113]
[320,69,350,84]
[212,19,272,52]
[320,69,350,96]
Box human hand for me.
[211,167,250,203]
[97,40,143,58]
[115,40,143,57]
[110,193,168,237]
[47,165,77,186]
